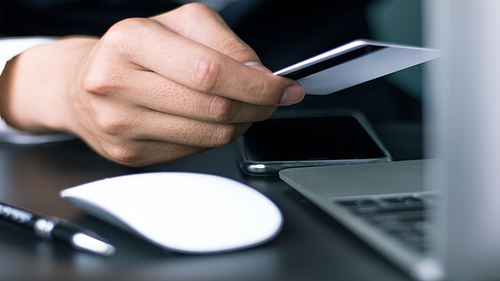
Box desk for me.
[0,122,420,281]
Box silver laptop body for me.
[280,160,440,280]
[280,1,500,280]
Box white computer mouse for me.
[60,172,283,254]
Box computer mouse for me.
[60,172,283,254]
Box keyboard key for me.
[377,221,422,234]
[335,199,378,207]
[382,196,422,205]
[363,210,425,223]
[345,202,424,215]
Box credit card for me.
[273,39,440,95]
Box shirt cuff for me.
[0,37,77,144]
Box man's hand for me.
[0,3,304,166]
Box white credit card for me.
[273,39,440,95]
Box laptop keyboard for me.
[334,194,433,252]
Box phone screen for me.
[237,114,391,175]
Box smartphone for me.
[273,39,440,95]
[236,111,392,176]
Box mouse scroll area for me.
[60,172,283,254]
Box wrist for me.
[0,36,98,135]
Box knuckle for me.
[219,36,254,62]
[177,2,216,17]
[104,18,149,46]
[207,96,237,122]
[253,79,279,105]
[257,106,278,121]
[209,124,239,147]
[82,19,156,95]
[94,111,130,136]
[81,68,115,95]
[100,18,156,58]
[102,19,135,50]
[189,56,222,92]
[106,144,144,167]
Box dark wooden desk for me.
[0,122,420,281]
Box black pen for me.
[0,201,115,256]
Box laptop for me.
[279,2,500,280]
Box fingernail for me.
[244,61,272,73]
[281,83,305,105]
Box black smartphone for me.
[236,110,391,176]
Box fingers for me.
[97,16,303,106]
[77,88,253,148]
[151,3,259,64]
[86,99,252,147]
[75,94,253,166]
[129,112,252,148]
[94,68,277,123]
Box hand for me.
[0,3,304,166]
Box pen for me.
[0,201,115,256]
